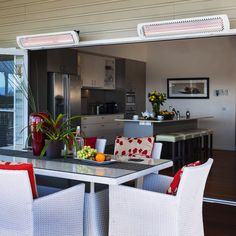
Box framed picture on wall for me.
[167,78,209,99]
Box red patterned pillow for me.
[167,161,201,195]
[84,137,97,149]
[0,161,38,199]
[114,136,154,158]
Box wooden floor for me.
[204,150,236,236]
[203,203,236,236]
[160,149,236,201]
[205,150,236,201]
[161,149,236,236]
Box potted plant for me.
[35,113,80,158]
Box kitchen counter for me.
[115,116,213,137]
[115,116,213,123]
[81,114,124,145]
[81,113,124,117]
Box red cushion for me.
[84,137,97,149]
[114,136,155,158]
[167,161,201,195]
[0,161,38,199]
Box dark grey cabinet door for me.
[47,49,78,74]
[125,59,146,116]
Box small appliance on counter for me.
[88,103,105,115]
[105,102,119,114]
[96,104,106,115]
[88,102,119,115]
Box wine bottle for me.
[73,126,84,156]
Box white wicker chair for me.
[151,142,163,159]
[84,189,109,236]
[0,169,85,236]
[109,158,213,236]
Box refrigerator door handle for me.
[67,75,71,118]
[63,75,68,119]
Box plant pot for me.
[46,140,64,158]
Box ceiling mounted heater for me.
[137,15,230,38]
[16,30,80,50]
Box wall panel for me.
[0,0,236,47]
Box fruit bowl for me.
[159,111,175,120]
[76,146,112,162]
[76,146,97,160]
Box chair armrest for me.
[33,184,85,236]
[143,174,173,193]
[109,185,178,236]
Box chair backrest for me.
[0,170,33,235]
[96,138,107,153]
[114,136,155,158]
[151,142,163,159]
[176,158,213,236]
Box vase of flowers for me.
[148,91,166,117]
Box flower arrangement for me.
[148,91,166,116]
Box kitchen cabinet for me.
[79,53,115,89]
[81,114,124,145]
[116,59,146,118]
[104,58,116,89]
[47,49,78,74]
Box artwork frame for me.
[167,78,209,99]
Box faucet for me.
[172,107,177,115]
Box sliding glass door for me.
[0,49,28,149]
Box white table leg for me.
[135,177,144,189]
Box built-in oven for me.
[125,91,136,118]
[125,91,136,105]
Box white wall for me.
[146,36,236,150]
[3,0,236,48]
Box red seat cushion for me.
[114,136,155,158]
[0,161,38,199]
[167,161,201,195]
[84,137,97,149]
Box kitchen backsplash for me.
[81,88,125,115]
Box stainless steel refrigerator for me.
[47,72,81,122]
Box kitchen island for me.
[115,116,213,137]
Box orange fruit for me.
[95,153,106,162]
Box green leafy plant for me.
[36,113,80,157]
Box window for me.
[0,51,28,149]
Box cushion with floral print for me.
[114,136,154,158]
[0,161,38,198]
[167,160,201,195]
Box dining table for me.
[0,149,173,236]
